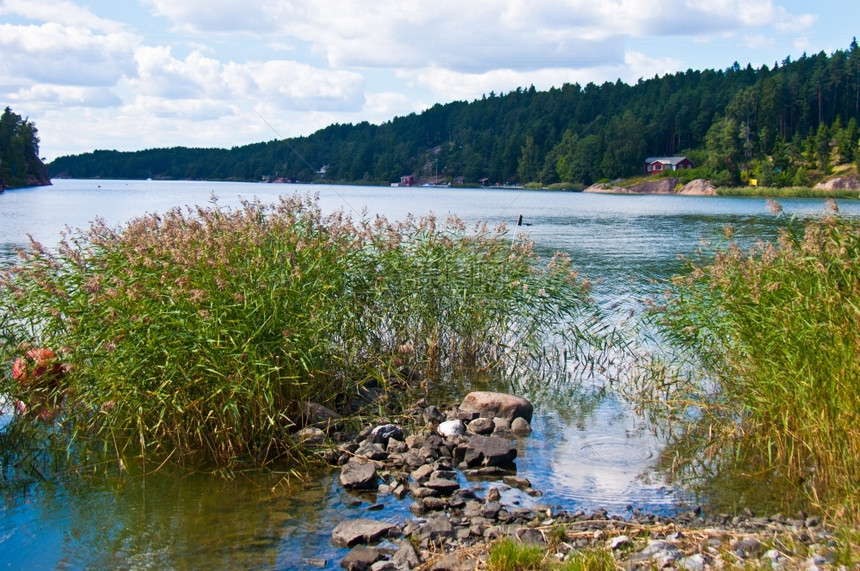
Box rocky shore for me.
[297,391,846,570]
[584,177,718,196]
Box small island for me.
[0,107,51,192]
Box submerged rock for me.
[331,518,399,547]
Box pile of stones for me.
[298,391,844,570]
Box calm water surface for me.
[2,179,857,569]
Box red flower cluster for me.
[10,348,65,421]
[12,348,63,387]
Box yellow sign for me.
[750,179,758,187]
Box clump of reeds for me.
[647,203,860,519]
[0,194,605,469]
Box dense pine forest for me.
[0,107,50,190]
[48,41,860,188]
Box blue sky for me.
[1,0,857,161]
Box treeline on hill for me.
[0,107,50,190]
[49,41,860,188]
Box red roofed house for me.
[644,156,694,175]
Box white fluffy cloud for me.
[0,22,138,87]
[139,0,816,73]
[0,0,827,160]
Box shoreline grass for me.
[642,203,860,521]
[0,193,608,470]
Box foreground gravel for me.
[298,394,854,570]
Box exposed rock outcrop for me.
[585,177,680,194]
[679,178,718,195]
[814,176,860,190]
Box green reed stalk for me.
[1,194,604,469]
[649,207,860,519]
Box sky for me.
[1,0,857,162]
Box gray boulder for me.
[459,391,533,423]
[462,435,517,468]
[340,546,384,570]
[391,541,421,569]
[340,459,379,490]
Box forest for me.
[0,107,49,190]
[48,40,860,189]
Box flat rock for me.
[425,476,460,494]
[332,519,398,547]
[459,392,533,423]
[464,435,517,468]
[355,441,388,461]
[340,459,379,490]
[339,546,384,570]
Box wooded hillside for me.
[0,107,50,190]
[48,41,860,188]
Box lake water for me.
[1,179,857,569]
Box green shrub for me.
[0,194,604,469]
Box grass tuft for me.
[0,194,606,470]
[645,207,860,520]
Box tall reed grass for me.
[0,194,605,469]
[647,202,860,519]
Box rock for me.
[502,475,531,490]
[608,535,631,550]
[676,553,707,571]
[465,417,494,435]
[629,177,679,194]
[425,476,460,495]
[481,502,502,519]
[459,392,533,423]
[340,546,385,570]
[332,519,398,547]
[423,405,445,423]
[295,427,326,445]
[515,528,545,545]
[391,541,421,569]
[733,536,763,558]
[463,435,517,468]
[437,420,465,437]
[628,540,683,567]
[423,497,449,511]
[679,179,717,195]
[486,487,501,502]
[371,424,404,444]
[814,176,860,190]
[411,464,434,482]
[301,401,342,426]
[510,417,532,436]
[386,439,408,454]
[340,459,379,490]
[355,441,388,461]
[421,514,453,543]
